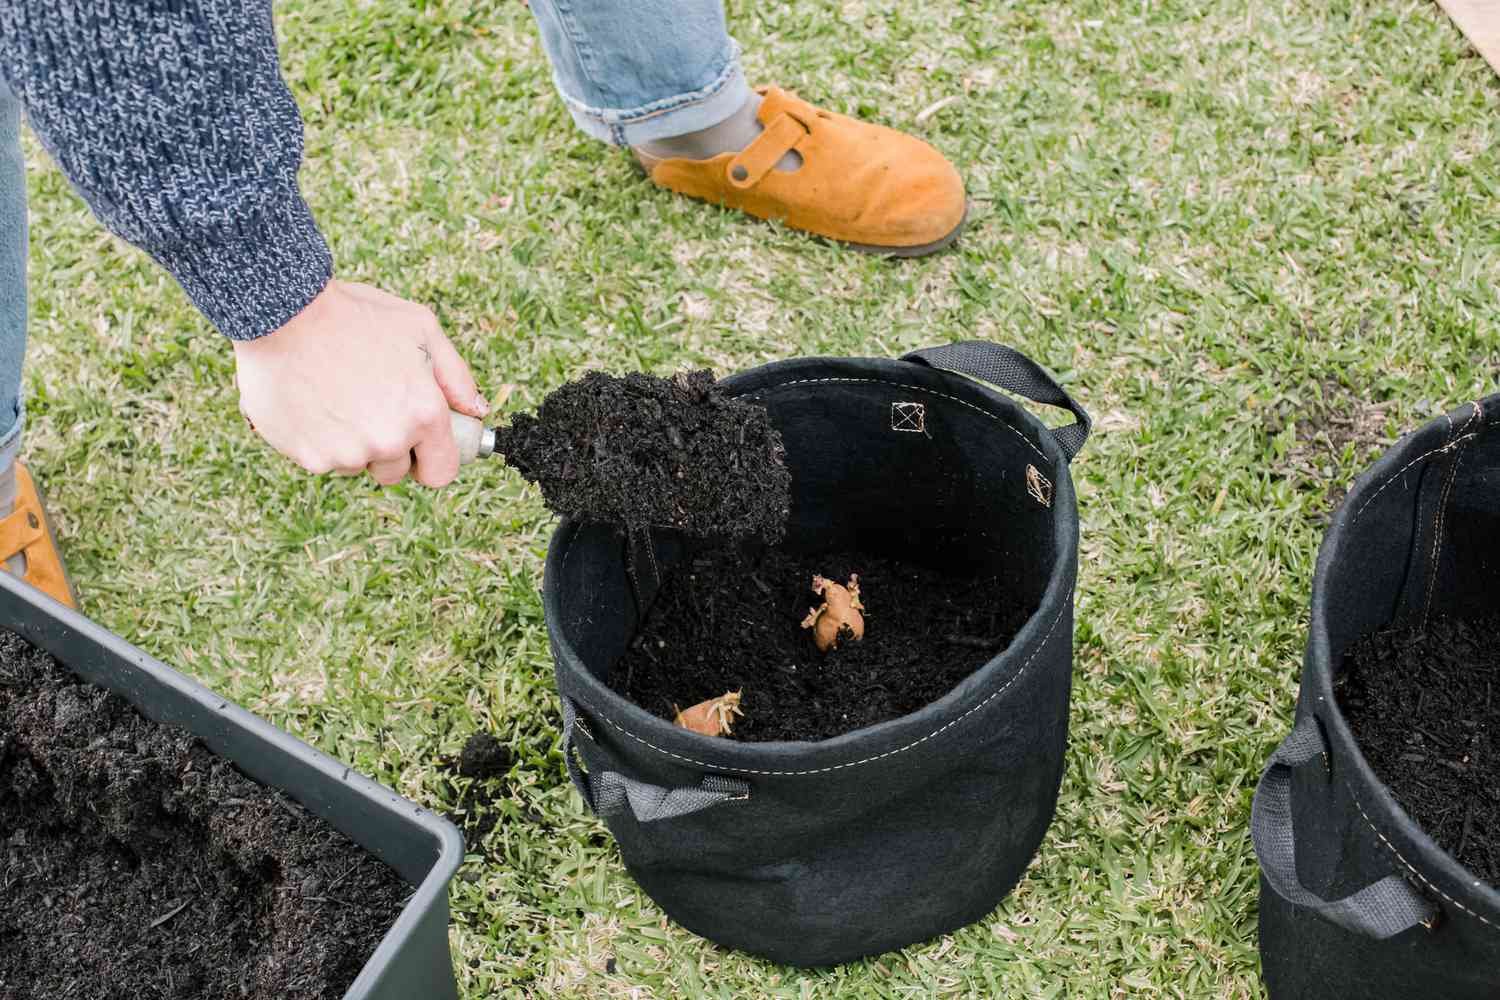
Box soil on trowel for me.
[0,632,411,1000]
[494,370,791,541]
[611,546,1035,742]
[1337,614,1500,886]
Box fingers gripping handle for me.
[900,341,1092,462]
[450,411,497,466]
[1250,715,1438,939]
[561,698,750,823]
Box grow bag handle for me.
[1251,714,1438,939]
[900,341,1092,462]
[561,697,750,823]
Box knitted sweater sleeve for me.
[0,1,331,341]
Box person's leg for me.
[525,0,968,255]
[0,85,72,606]
[525,0,754,150]
[0,84,27,528]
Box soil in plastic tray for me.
[611,545,1035,742]
[0,632,410,1000]
[1337,613,1500,886]
[495,370,790,541]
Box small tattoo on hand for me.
[418,343,433,364]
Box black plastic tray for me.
[0,571,464,999]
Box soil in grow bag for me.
[0,632,410,1000]
[495,369,791,541]
[1336,613,1500,885]
[611,545,1035,742]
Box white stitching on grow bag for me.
[1350,433,1481,525]
[1348,779,1497,930]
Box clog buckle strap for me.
[0,502,43,559]
[725,110,811,190]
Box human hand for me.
[233,280,489,487]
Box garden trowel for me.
[443,368,790,541]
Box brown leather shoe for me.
[0,463,76,608]
[635,86,968,256]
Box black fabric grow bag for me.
[544,342,1090,967]
[1253,395,1500,999]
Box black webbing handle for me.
[561,697,749,823]
[1251,714,1437,939]
[901,341,1091,462]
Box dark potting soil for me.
[494,369,791,541]
[1337,614,1500,886]
[611,546,1034,742]
[0,632,411,1000]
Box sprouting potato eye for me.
[673,691,744,737]
[801,574,865,652]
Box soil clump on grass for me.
[440,732,516,845]
[0,632,410,1000]
[494,370,790,541]
[456,731,514,780]
[1338,613,1500,885]
[611,546,1034,742]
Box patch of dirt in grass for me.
[1272,379,1392,508]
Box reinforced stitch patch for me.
[891,402,926,433]
[1026,464,1054,508]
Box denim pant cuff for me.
[0,401,22,471]
[557,41,752,147]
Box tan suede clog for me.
[0,463,76,608]
[635,85,968,256]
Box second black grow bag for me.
[1252,395,1500,999]
[544,341,1089,967]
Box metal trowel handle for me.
[450,411,498,465]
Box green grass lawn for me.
[18,0,1499,996]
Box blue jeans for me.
[527,0,750,145]
[0,85,24,471]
